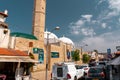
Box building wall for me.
[31,0,74,71]
[0,28,10,48]
[9,36,73,71]
[49,42,72,70]
[32,0,46,42]
[0,0,75,72]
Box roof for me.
[0,48,38,62]
[44,31,59,44]
[44,31,58,39]
[0,12,8,17]
[10,32,38,40]
[0,56,38,62]
[59,36,74,45]
[0,48,28,56]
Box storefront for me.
[0,48,38,80]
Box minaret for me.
[32,0,46,42]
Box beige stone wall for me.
[10,37,46,71]
[10,37,74,71]
[32,0,46,42]
[0,29,10,48]
[48,42,73,70]
[13,37,86,71]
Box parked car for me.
[75,65,85,79]
[97,61,108,68]
[80,64,90,74]
[89,61,98,67]
[85,66,105,80]
[51,62,81,80]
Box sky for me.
[0,0,120,53]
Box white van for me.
[51,62,83,80]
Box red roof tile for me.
[0,48,28,56]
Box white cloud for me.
[105,11,118,19]
[75,20,84,26]
[71,0,120,53]
[101,23,107,28]
[101,0,120,19]
[81,14,93,22]
[81,28,96,37]
[108,0,120,12]
[96,0,120,20]
[69,14,97,36]
[118,18,120,22]
[70,25,79,35]
[108,26,112,30]
[80,30,120,52]
[92,20,97,24]
[97,0,106,5]
[69,20,84,35]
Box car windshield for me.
[82,66,87,67]
[75,65,84,69]
[89,68,103,73]
[99,62,106,65]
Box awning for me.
[0,56,38,63]
[109,56,120,65]
[0,48,28,56]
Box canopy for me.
[10,32,38,40]
[0,56,38,63]
[0,48,28,56]
[109,56,120,65]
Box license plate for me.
[93,79,98,80]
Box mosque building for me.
[0,0,75,72]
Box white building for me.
[0,10,10,48]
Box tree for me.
[72,49,80,62]
[82,54,90,63]
[93,49,98,59]
[94,49,98,54]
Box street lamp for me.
[80,44,88,54]
[45,26,60,80]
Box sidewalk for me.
[31,71,51,80]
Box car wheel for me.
[74,76,77,80]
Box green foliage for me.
[29,52,35,59]
[93,49,98,56]
[93,49,98,53]
[82,54,90,63]
[72,49,80,61]
[28,53,35,68]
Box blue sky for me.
[0,0,120,53]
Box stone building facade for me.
[9,34,73,71]
[0,0,74,72]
